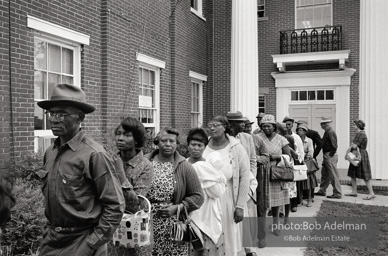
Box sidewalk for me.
[241,184,388,256]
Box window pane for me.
[314,7,323,27]
[34,105,44,130]
[62,48,73,74]
[322,6,331,26]
[317,90,325,100]
[62,75,73,84]
[300,91,307,100]
[142,69,149,86]
[48,73,61,98]
[291,91,299,101]
[150,70,155,86]
[34,39,47,70]
[34,71,46,99]
[308,91,316,100]
[326,90,334,100]
[48,44,61,73]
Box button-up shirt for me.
[120,150,153,196]
[40,130,124,248]
[322,128,338,155]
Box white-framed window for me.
[291,89,334,101]
[295,0,332,29]
[137,53,165,138]
[191,0,206,20]
[189,71,207,128]
[28,16,89,153]
[259,95,266,113]
[257,0,265,18]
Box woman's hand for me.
[234,208,244,223]
[157,204,179,218]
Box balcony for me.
[280,25,343,54]
[272,25,349,72]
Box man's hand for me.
[234,208,244,223]
[157,205,179,218]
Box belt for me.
[52,224,95,234]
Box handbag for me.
[293,164,308,181]
[345,147,361,167]
[270,156,294,182]
[305,158,319,174]
[112,195,151,248]
[170,204,204,251]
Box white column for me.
[230,0,258,123]
[360,0,388,179]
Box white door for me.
[289,104,336,165]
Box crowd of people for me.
[0,83,376,256]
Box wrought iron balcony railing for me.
[280,25,342,54]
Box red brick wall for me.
[1,0,212,170]
[0,0,11,171]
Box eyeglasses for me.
[207,123,223,129]
[46,111,78,121]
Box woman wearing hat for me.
[345,120,375,200]
[257,115,290,236]
[296,124,317,207]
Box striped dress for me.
[258,133,290,207]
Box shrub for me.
[1,153,45,255]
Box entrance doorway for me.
[289,104,336,165]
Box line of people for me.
[0,83,371,256]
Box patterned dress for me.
[347,131,372,181]
[147,160,188,256]
[258,133,290,207]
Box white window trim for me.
[27,15,90,45]
[138,55,165,134]
[31,18,86,152]
[294,0,333,30]
[189,71,206,128]
[191,0,206,21]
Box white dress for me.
[204,144,241,255]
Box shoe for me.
[267,210,272,216]
[279,212,285,218]
[345,193,358,197]
[314,191,326,196]
[291,207,297,212]
[284,217,290,228]
[363,194,376,200]
[246,253,257,256]
[306,201,312,207]
[327,194,342,199]
[258,239,266,248]
[312,198,315,203]
[273,229,281,236]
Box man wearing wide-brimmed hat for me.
[243,117,254,134]
[314,117,342,199]
[37,84,124,255]
[253,112,266,135]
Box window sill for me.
[190,8,206,22]
[258,17,268,21]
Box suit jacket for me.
[306,129,323,159]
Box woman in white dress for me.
[203,116,251,255]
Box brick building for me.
[1,0,388,179]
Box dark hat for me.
[297,123,308,132]
[256,112,266,118]
[226,111,245,121]
[37,84,95,114]
[354,119,365,129]
[260,114,276,125]
[282,116,294,123]
[320,117,332,124]
[296,120,308,125]
[243,117,254,125]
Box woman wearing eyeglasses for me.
[110,117,154,255]
[203,116,250,255]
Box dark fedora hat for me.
[282,116,294,123]
[226,111,245,121]
[37,84,95,114]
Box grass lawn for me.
[357,187,388,196]
[304,200,388,256]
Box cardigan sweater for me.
[145,150,204,213]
